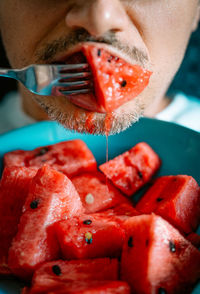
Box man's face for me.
[0,0,199,134]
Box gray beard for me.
[36,96,145,135]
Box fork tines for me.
[59,88,92,95]
[57,63,92,95]
[58,63,89,73]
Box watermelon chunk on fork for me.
[81,45,152,113]
[56,45,152,113]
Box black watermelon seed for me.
[97,49,101,57]
[121,80,127,87]
[128,236,133,248]
[52,265,62,276]
[158,288,167,294]
[83,219,92,225]
[169,240,176,253]
[145,239,149,247]
[138,171,143,179]
[30,200,39,209]
[156,197,163,202]
[107,56,113,63]
[35,147,49,157]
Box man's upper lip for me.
[51,43,84,64]
[50,42,148,69]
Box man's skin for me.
[0,0,199,134]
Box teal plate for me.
[0,117,199,293]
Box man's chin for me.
[33,94,145,135]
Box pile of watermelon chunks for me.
[0,139,200,294]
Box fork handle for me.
[0,68,17,79]
[0,68,9,75]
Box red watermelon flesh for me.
[55,214,125,260]
[71,172,129,213]
[80,45,152,113]
[0,166,37,275]
[136,175,200,234]
[26,280,130,294]
[100,202,140,224]
[186,233,200,248]
[99,142,161,196]
[30,258,118,293]
[121,214,200,294]
[49,281,131,294]
[4,139,97,178]
[8,165,83,279]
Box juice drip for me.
[106,134,109,164]
[104,112,113,194]
[85,112,95,134]
[104,112,114,136]
[72,109,83,132]
[105,133,109,194]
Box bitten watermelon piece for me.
[25,280,130,294]
[29,258,119,293]
[55,214,125,260]
[99,142,161,196]
[81,45,152,113]
[4,139,97,178]
[121,214,200,294]
[0,166,37,275]
[136,175,200,234]
[8,165,83,279]
[71,172,129,213]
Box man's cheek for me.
[1,26,36,68]
[0,13,41,67]
[2,40,28,68]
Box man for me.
[0,0,200,134]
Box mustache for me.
[36,28,149,66]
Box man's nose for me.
[65,0,129,37]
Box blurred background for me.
[0,23,200,100]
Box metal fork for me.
[0,64,92,96]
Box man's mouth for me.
[52,50,101,113]
[55,50,87,64]
[51,44,152,113]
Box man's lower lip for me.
[53,47,87,64]
[52,87,106,113]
